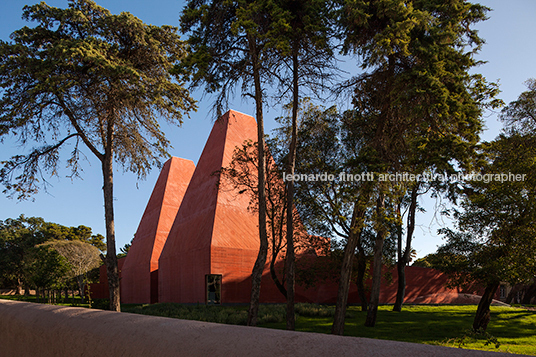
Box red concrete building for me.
[121,158,195,304]
[157,110,263,304]
[121,110,297,304]
[90,110,502,305]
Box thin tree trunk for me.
[365,193,386,327]
[77,276,86,302]
[102,120,120,312]
[393,203,404,312]
[265,161,286,299]
[285,46,299,331]
[356,244,368,311]
[16,278,22,295]
[270,255,287,298]
[247,38,268,327]
[473,282,500,331]
[332,188,371,335]
[393,184,418,312]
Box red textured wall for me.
[92,255,498,305]
[157,111,230,303]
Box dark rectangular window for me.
[206,274,222,305]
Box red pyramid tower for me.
[121,157,195,304]
[158,110,263,303]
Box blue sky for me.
[0,0,535,258]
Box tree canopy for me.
[0,215,104,296]
[0,0,195,311]
[436,79,536,330]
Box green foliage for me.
[438,132,536,289]
[0,0,196,198]
[500,78,536,135]
[44,223,106,252]
[117,240,132,258]
[42,240,101,298]
[341,0,501,180]
[90,298,110,310]
[0,293,89,306]
[294,303,353,318]
[449,328,501,350]
[0,215,103,291]
[26,245,71,290]
[124,303,251,325]
[179,0,273,113]
[0,216,50,290]
[412,252,454,270]
[434,80,536,331]
[123,302,350,325]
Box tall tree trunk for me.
[247,38,268,327]
[266,175,287,299]
[285,46,299,331]
[77,276,85,302]
[269,200,287,298]
[473,282,500,331]
[102,122,120,312]
[356,244,368,311]
[332,188,371,335]
[393,203,404,312]
[365,192,386,327]
[16,278,22,295]
[393,184,418,312]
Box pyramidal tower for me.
[121,157,195,304]
[158,110,262,303]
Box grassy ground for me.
[0,294,96,308]
[286,305,536,355]
[3,295,535,355]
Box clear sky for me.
[0,0,535,258]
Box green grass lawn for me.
[0,294,93,308]
[280,305,536,355]
[3,295,535,355]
